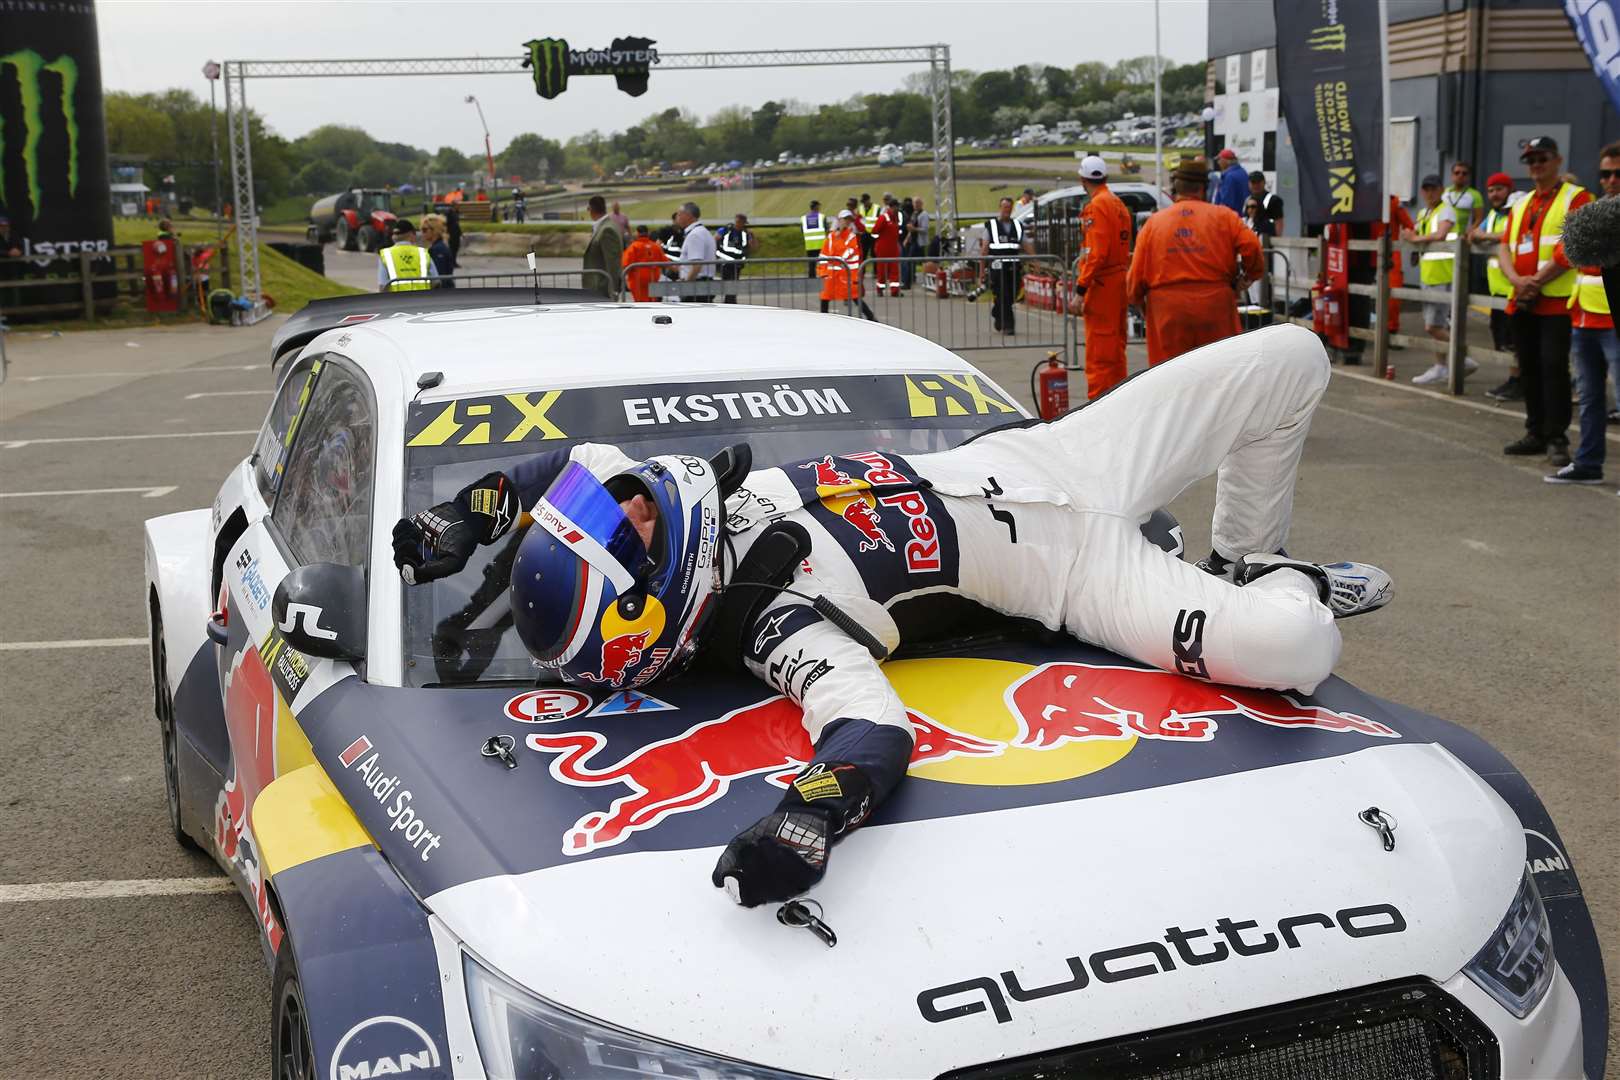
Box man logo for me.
[0,49,80,217]
[522,37,570,99]
[1328,165,1357,214]
[329,1015,441,1080]
[1308,23,1348,52]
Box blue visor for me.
[538,462,650,588]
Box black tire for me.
[359,225,379,254]
[271,940,316,1080]
[336,218,356,252]
[151,606,200,851]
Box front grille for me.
[939,980,1499,1080]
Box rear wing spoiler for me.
[268,287,608,371]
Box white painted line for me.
[0,877,236,903]
[184,389,270,400]
[0,485,177,499]
[1331,366,1620,445]
[0,428,255,449]
[0,637,147,651]
[19,364,262,382]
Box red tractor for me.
[306,188,396,252]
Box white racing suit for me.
[508,325,1337,858]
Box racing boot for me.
[1234,554,1392,619]
[1197,546,1287,582]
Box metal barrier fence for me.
[385,268,613,295]
[1,247,173,321]
[1263,233,1510,396]
[621,253,1079,366]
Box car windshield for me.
[400,370,1020,687]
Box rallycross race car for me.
[145,299,1608,1080]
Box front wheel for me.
[359,225,379,253]
[151,608,198,851]
[271,939,315,1080]
[335,218,356,252]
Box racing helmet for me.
[510,454,727,688]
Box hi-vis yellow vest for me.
[1571,272,1610,316]
[382,245,431,291]
[801,212,827,251]
[1505,182,1582,299]
[1416,204,1454,286]
[1482,207,1511,297]
[861,203,880,229]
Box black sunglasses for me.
[1599,169,1619,180]
[1523,154,1552,165]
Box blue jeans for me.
[1571,326,1619,470]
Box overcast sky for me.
[94,1,1208,151]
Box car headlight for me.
[1463,869,1556,1018]
[463,953,819,1079]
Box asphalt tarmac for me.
[0,310,1614,1078]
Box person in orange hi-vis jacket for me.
[1127,158,1264,365]
[871,195,903,297]
[1074,155,1133,398]
[621,225,670,303]
[819,210,876,320]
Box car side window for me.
[270,359,375,568]
[253,357,323,501]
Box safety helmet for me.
[510,455,725,688]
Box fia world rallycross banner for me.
[0,0,115,264]
[1565,0,1620,115]
[1273,0,1385,224]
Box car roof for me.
[312,303,987,402]
[1018,182,1167,213]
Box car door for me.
[214,355,376,941]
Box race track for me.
[0,314,1614,1076]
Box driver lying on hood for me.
[393,325,1391,908]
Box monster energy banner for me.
[0,0,115,267]
[522,36,659,99]
[1273,0,1385,224]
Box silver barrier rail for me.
[619,257,857,314]
[384,268,615,296]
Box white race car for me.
[145,297,1607,1079]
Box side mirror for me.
[271,563,367,661]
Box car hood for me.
[430,743,1519,1078]
[296,644,1524,1077]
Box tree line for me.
[102,55,1203,205]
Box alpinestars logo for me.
[1,49,80,217]
[522,36,659,99]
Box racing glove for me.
[393,471,521,584]
[712,762,873,907]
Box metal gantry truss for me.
[221,45,957,317]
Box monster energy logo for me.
[1308,23,1347,52]
[522,36,658,100]
[0,49,79,217]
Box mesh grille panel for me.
[1128,1014,1464,1080]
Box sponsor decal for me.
[767,648,833,698]
[260,629,311,704]
[525,698,998,854]
[339,735,373,768]
[235,550,271,611]
[407,391,566,447]
[917,903,1407,1024]
[329,1015,442,1080]
[790,762,846,802]
[877,489,941,573]
[588,688,677,716]
[579,629,651,686]
[342,740,444,861]
[279,601,337,641]
[903,373,1017,418]
[522,35,658,100]
[504,688,592,724]
[1171,608,1210,680]
[752,609,794,655]
[629,647,672,686]
[624,384,851,427]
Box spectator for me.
[800,199,828,278]
[1545,140,1620,483]
[714,212,755,304]
[983,196,1031,334]
[1498,135,1592,465]
[1212,148,1249,214]
[818,209,875,320]
[582,194,624,297]
[857,193,877,268]
[0,214,20,258]
[896,196,916,289]
[1018,188,1036,210]
[872,195,902,297]
[444,203,462,263]
[0,214,21,312]
[658,211,685,269]
[1444,161,1484,230]
[621,224,669,302]
[510,188,526,224]
[1247,173,1283,236]
[912,196,934,258]
[1472,172,1519,399]
[157,218,178,240]
[1403,174,1479,384]
[377,219,438,291]
[610,200,630,240]
[676,201,716,302]
[421,214,456,288]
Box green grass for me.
[613,181,1032,222]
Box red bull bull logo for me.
[525,697,999,855]
[800,455,855,489]
[525,657,1400,856]
[578,629,651,686]
[840,497,894,553]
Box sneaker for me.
[1544,463,1603,485]
[1548,441,1571,467]
[1486,376,1522,401]
[1607,409,1618,426]
[1411,363,1447,386]
[1234,554,1393,619]
[1462,356,1480,376]
[1503,435,1547,455]
[1195,550,1234,580]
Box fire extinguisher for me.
[1036,351,1069,420]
